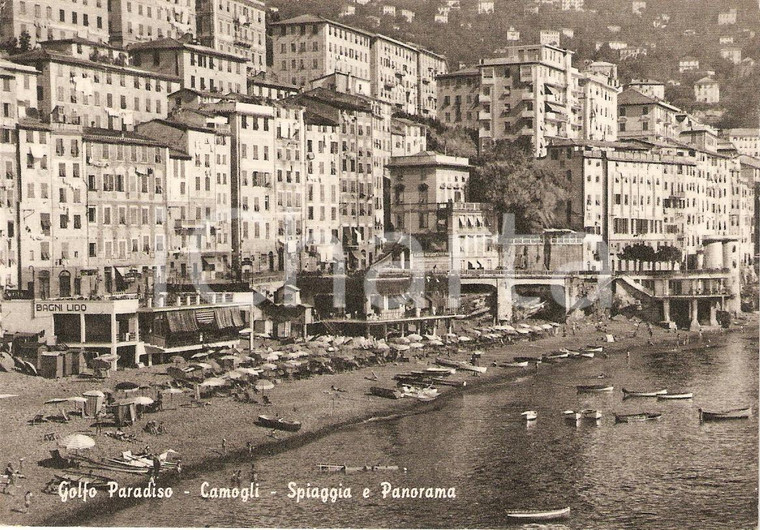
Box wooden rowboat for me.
[583,346,604,353]
[256,415,302,432]
[500,361,529,368]
[657,392,693,400]
[579,352,595,359]
[506,507,570,521]
[577,384,613,393]
[614,412,662,423]
[562,410,581,420]
[370,386,404,400]
[622,388,668,398]
[699,407,752,421]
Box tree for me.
[468,141,570,234]
[655,245,682,269]
[618,243,657,270]
[18,30,31,53]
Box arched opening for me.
[59,270,71,298]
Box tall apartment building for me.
[391,117,427,157]
[302,110,340,271]
[617,88,700,142]
[721,128,760,158]
[292,88,389,270]
[273,101,306,272]
[436,68,481,130]
[270,15,446,116]
[417,48,448,117]
[370,34,418,115]
[136,115,234,282]
[129,38,248,95]
[0,0,109,49]
[108,0,196,48]
[196,0,266,70]
[12,39,180,130]
[478,45,580,157]
[577,65,619,142]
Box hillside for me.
[268,0,760,128]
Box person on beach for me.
[176,460,182,476]
[21,490,31,513]
[152,455,161,480]
[222,438,227,454]
[647,322,653,338]
[246,441,253,456]
[698,325,703,342]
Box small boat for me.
[622,388,668,398]
[424,367,456,375]
[583,346,604,353]
[657,392,693,400]
[317,464,346,472]
[434,358,486,374]
[430,377,467,388]
[370,386,404,400]
[256,415,302,432]
[399,385,439,401]
[543,351,569,360]
[562,410,581,420]
[500,361,529,368]
[54,473,115,489]
[581,409,602,420]
[699,407,752,421]
[521,410,537,421]
[614,412,662,423]
[513,356,541,364]
[579,352,595,359]
[577,384,614,393]
[505,507,570,521]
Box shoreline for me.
[0,315,754,527]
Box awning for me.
[214,307,243,329]
[349,249,362,262]
[167,310,199,333]
[112,267,128,291]
[545,101,565,114]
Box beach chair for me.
[29,413,47,425]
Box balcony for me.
[519,109,534,119]
[478,110,492,120]
[479,93,491,103]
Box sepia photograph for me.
[0,0,757,527]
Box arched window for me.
[59,270,71,298]
[418,183,428,204]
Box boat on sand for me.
[577,384,613,393]
[505,507,570,521]
[255,415,302,432]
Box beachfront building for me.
[694,77,719,104]
[577,63,619,142]
[617,88,691,142]
[386,152,498,270]
[10,39,180,131]
[136,115,234,282]
[436,68,481,130]
[107,0,196,48]
[195,0,267,70]
[0,0,109,48]
[129,38,248,95]
[418,48,448,117]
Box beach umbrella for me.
[224,370,244,380]
[161,387,184,394]
[410,342,424,349]
[68,397,88,403]
[254,380,274,392]
[542,324,554,330]
[199,378,227,388]
[459,336,473,342]
[95,354,118,362]
[45,398,70,404]
[133,396,154,406]
[58,434,95,452]
[238,328,252,335]
[190,352,210,359]
[264,353,280,362]
[429,340,444,347]
[260,363,278,371]
[392,344,410,352]
[407,333,423,342]
[170,355,185,364]
[236,367,262,376]
[83,390,105,398]
[189,362,212,370]
[115,382,139,391]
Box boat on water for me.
[581,409,602,420]
[622,388,668,398]
[562,410,581,420]
[505,507,570,521]
[521,410,537,421]
[576,384,614,393]
[256,415,302,432]
[500,361,529,368]
[369,386,404,400]
[657,392,693,400]
[699,407,752,421]
[614,412,662,423]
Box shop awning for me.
[167,310,199,333]
[214,307,244,329]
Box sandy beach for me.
[0,313,755,526]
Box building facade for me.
[195,0,266,70]
[0,0,109,48]
[107,0,196,48]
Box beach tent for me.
[113,400,137,426]
[82,390,105,417]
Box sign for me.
[35,302,88,314]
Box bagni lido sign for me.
[35,302,89,313]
